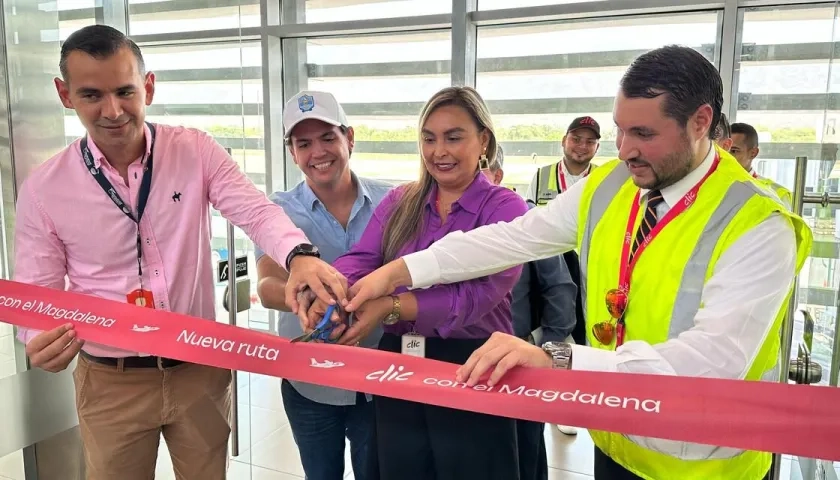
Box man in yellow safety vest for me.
[525,119,600,436]
[340,45,813,480]
[525,116,601,206]
[730,121,792,209]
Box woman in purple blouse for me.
[305,86,529,479]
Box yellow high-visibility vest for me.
[534,162,595,205]
[575,148,812,479]
[754,175,793,210]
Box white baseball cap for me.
[283,90,349,140]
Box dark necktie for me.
[631,190,664,262]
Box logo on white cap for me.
[298,94,315,113]
[284,90,349,140]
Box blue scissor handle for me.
[311,304,337,342]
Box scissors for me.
[291,304,340,343]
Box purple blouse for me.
[332,172,528,339]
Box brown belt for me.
[81,350,185,369]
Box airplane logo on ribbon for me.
[132,324,160,333]
[310,358,345,369]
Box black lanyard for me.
[81,122,156,285]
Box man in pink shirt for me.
[13,25,344,479]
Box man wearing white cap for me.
[255,90,392,480]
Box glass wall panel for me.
[479,0,605,10]
[56,1,97,41]
[734,4,840,387]
[282,31,452,185]
[56,2,99,139]
[127,0,259,35]
[299,0,450,23]
[475,12,720,192]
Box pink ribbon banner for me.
[0,279,838,461]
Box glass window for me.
[283,31,452,185]
[300,0,450,23]
[735,5,840,188]
[145,42,265,330]
[479,0,605,10]
[56,2,98,139]
[127,0,260,35]
[476,12,720,192]
[64,42,265,188]
[57,1,97,41]
[140,40,265,272]
[734,4,840,386]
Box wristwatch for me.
[285,243,320,271]
[382,296,401,325]
[542,341,573,370]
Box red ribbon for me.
[1,279,839,461]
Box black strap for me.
[81,122,156,279]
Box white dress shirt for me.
[403,145,798,458]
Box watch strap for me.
[285,244,320,271]
[542,342,572,370]
[382,295,401,325]
[391,295,401,318]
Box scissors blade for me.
[290,332,314,343]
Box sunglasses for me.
[592,288,628,346]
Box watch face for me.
[383,314,399,325]
[297,244,319,255]
[286,243,321,270]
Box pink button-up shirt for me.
[14,123,307,357]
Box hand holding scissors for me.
[291,304,347,343]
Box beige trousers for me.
[73,354,232,480]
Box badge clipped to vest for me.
[401,330,425,358]
[127,289,155,309]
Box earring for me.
[479,153,489,170]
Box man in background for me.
[731,122,792,209]
[524,118,598,435]
[485,147,577,346]
[525,116,600,205]
[483,146,578,480]
[729,122,760,173]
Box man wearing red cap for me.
[525,116,601,205]
[525,116,601,436]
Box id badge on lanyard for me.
[401,323,425,358]
[81,122,157,309]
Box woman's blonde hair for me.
[381,86,497,262]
